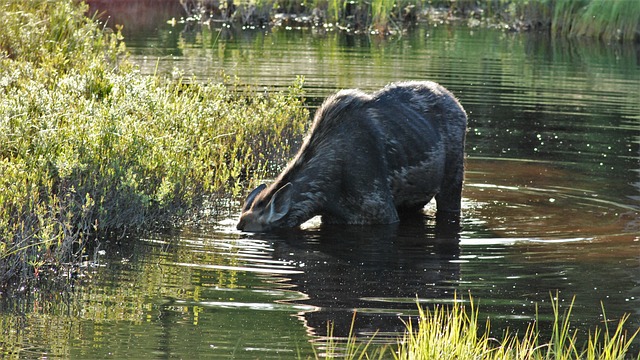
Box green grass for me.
[0,0,309,284]
[317,294,639,360]
[570,0,640,41]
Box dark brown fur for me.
[237,81,467,232]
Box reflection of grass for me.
[318,294,639,360]
[0,0,308,284]
[316,311,384,359]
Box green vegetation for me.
[497,0,640,41]
[320,295,639,360]
[318,311,385,359]
[199,0,640,40]
[0,0,309,284]
[393,295,639,360]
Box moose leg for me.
[435,154,464,215]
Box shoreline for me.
[102,0,640,41]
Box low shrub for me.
[0,0,309,284]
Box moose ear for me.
[243,184,267,211]
[266,183,293,223]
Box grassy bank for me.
[0,0,309,285]
[321,295,639,360]
[179,0,640,40]
[485,0,640,42]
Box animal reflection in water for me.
[267,217,461,339]
[237,81,467,232]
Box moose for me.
[237,81,467,232]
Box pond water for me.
[2,8,640,359]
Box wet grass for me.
[0,0,308,285]
[318,294,639,360]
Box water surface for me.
[1,15,639,359]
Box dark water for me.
[1,10,639,359]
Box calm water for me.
[1,11,640,359]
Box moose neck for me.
[267,143,340,228]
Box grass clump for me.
[476,0,639,42]
[567,0,640,42]
[321,294,639,360]
[0,0,309,284]
[545,0,640,41]
[395,297,491,359]
[394,294,639,359]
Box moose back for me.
[237,81,467,232]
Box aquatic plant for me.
[0,0,309,284]
[394,294,639,360]
[568,0,640,41]
[474,0,640,42]
[370,0,397,33]
[317,294,639,360]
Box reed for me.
[571,0,640,41]
[550,0,585,37]
[395,297,490,359]
[370,0,397,33]
[317,294,639,360]
[326,0,341,27]
[523,0,639,41]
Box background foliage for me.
[182,0,640,40]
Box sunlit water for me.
[1,9,639,359]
